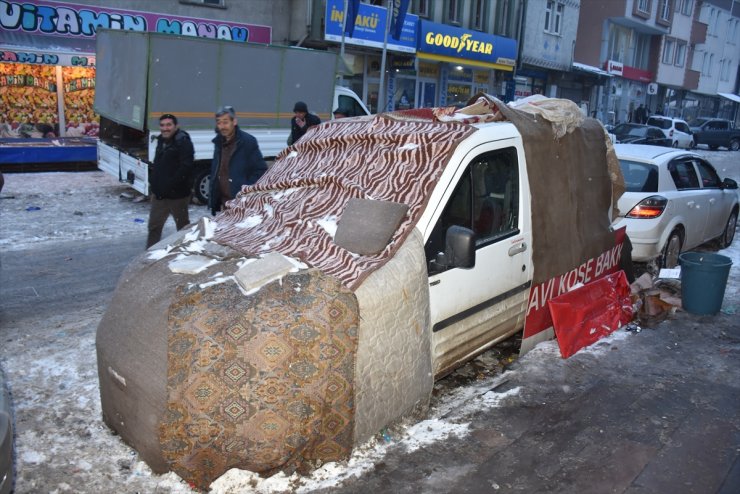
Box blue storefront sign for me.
[324,0,417,53]
[417,20,516,71]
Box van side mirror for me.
[445,225,476,268]
[722,178,738,190]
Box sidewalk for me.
[322,277,740,493]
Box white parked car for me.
[613,144,739,267]
[646,116,695,149]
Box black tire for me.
[709,144,719,150]
[730,139,740,152]
[719,210,737,248]
[688,139,696,149]
[193,168,210,204]
[660,229,682,269]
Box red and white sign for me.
[522,226,627,343]
[606,60,623,76]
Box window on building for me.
[494,0,514,37]
[702,52,709,75]
[446,0,462,24]
[637,0,650,13]
[634,33,650,68]
[660,0,671,21]
[608,23,631,63]
[545,1,564,35]
[414,0,431,18]
[680,0,693,16]
[472,0,487,31]
[708,54,714,76]
[674,42,686,67]
[662,38,675,64]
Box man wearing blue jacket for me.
[209,106,267,216]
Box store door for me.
[417,81,437,108]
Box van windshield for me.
[619,160,659,193]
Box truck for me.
[97,95,629,489]
[93,29,369,202]
[689,118,740,151]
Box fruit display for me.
[0,63,101,138]
[62,66,99,136]
[0,64,58,137]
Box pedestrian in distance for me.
[146,113,195,249]
[209,105,268,216]
[635,104,647,124]
[288,101,321,145]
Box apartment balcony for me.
[684,69,700,90]
[690,21,707,45]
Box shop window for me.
[446,0,462,25]
[544,1,564,35]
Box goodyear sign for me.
[417,20,516,71]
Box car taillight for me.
[626,196,668,219]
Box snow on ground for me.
[0,160,738,493]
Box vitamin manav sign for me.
[0,0,271,43]
[417,19,516,71]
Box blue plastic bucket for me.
[679,252,733,315]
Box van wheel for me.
[193,169,210,204]
[672,141,678,148]
[730,139,740,151]
[688,139,696,149]
[719,210,737,248]
[660,229,682,269]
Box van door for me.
[425,144,532,377]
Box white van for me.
[646,116,694,149]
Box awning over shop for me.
[572,62,612,77]
[718,92,740,104]
[417,20,516,72]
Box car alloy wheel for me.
[661,230,682,269]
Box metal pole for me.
[339,0,348,84]
[378,3,391,112]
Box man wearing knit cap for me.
[288,101,321,145]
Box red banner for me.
[548,270,632,358]
[523,226,626,340]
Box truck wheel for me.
[660,229,682,269]
[719,210,737,248]
[193,169,210,204]
[730,139,740,151]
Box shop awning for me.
[718,92,740,104]
[572,62,612,77]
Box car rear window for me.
[619,160,659,192]
[647,117,671,129]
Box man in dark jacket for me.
[147,113,194,248]
[209,106,268,216]
[289,101,321,145]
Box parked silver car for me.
[613,144,739,267]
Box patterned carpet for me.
[159,269,359,489]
